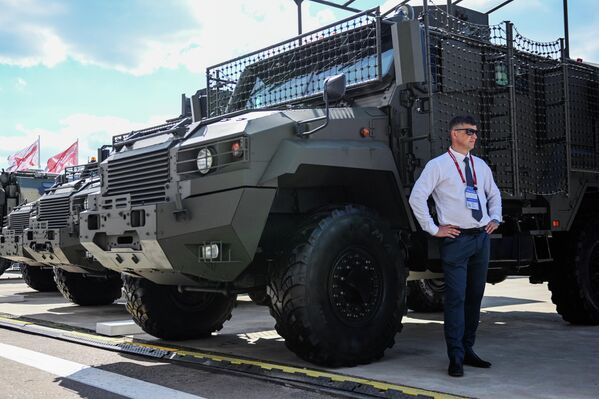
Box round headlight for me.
[196,148,214,174]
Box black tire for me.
[248,289,271,306]
[0,258,11,276]
[407,278,445,312]
[54,268,122,306]
[549,227,599,324]
[20,264,57,292]
[123,275,236,340]
[267,205,407,367]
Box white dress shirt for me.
[408,147,502,236]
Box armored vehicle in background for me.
[0,170,56,275]
[23,161,122,305]
[0,201,57,291]
[81,2,599,366]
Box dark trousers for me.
[441,232,490,362]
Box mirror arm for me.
[296,95,331,137]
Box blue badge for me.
[465,186,480,210]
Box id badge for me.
[465,186,480,210]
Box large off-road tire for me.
[20,264,57,292]
[549,227,599,324]
[54,268,122,306]
[267,205,407,367]
[122,275,236,340]
[0,258,11,276]
[407,278,445,312]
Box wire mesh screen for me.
[423,3,567,195]
[512,30,566,195]
[206,11,381,117]
[568,62,599,172]
[424,6,514,192]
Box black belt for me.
[459,227,486,235]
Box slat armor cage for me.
[206,9,382,117]
[422,2,599,196]
[423,3,565,195]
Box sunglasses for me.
[454,128,479,136]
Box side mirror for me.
[0,188,5,206]
[323,74,346,103]
[296,74,347,137]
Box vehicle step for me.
[96,320,144,336]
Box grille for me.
[8,212,30,234]
[105,148,170,206]
[38,196,71,229]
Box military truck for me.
[0,201,59,291]
[80,2,599,366]
[0,170,56,277]
[22,162,122,305]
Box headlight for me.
[196,148,214,174]
[83,197,89,210]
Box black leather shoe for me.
[464,351,491,368]
[448,360,464,377]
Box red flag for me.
[7,139,39,172]
[46,141,78,174]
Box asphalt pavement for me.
[1,271,598,399]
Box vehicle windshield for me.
[245,48,394,110]
[207,12,391,117]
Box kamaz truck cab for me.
[81,2,599,367]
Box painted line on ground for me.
[0,314,469,399]
[0,342,206,399]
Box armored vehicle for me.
[23,162,122,305]
[0,170,55,275]
[81,2,599,366]
[0,201,57,291]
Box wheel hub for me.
[329,247,383,325]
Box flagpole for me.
[38,135,41,170]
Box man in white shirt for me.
[408,115,502,377]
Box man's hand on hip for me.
[434,225,460,238]
[485,221,499,234]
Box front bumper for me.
[22,222,104,273]
[80,187,275,285]
[0,231,44,266]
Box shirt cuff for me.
[427,222,439,236]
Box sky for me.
[1,0,597,171]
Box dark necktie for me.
[464,156,483,222]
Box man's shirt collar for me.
[449,146,470,162]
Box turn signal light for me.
[231,141,243,157]
[552,219,560,228]
[360,127,371,138]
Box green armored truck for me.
[22,162,123,305]
[0,170,56,276]
[0,201,58,291]
[80,2,599,366]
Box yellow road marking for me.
[0,315,467,399]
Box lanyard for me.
[447,149,477,187]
